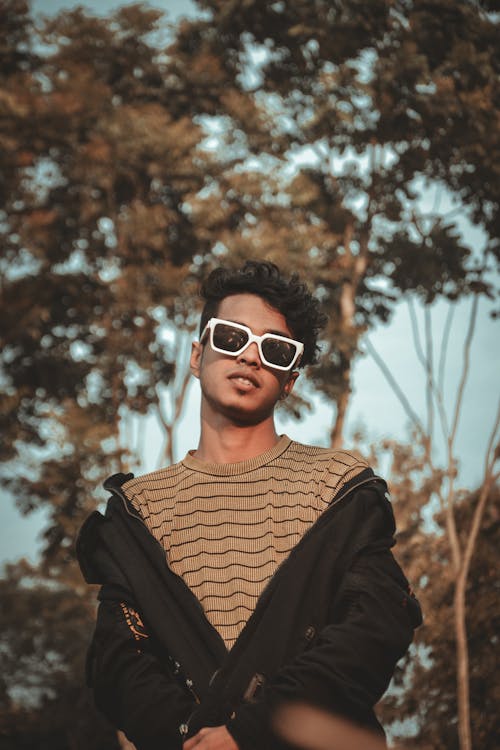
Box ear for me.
[190,341,203,380]
[282,370,299,397]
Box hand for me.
[183,725,239,750]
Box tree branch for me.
[438,302,455,394]
[450,295,479,448]
[425,306,434,446]
[363,336,425,436]
[461,398,499,584]
[407,298,427,371]
[453,395,499,750]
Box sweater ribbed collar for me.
[181,434,292,476]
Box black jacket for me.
[76,469,422,750]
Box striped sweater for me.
[123,435,369,649]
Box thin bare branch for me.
[450,296,479,447]
[444,468,462,574]
[434,377,451,450]
[483,396,500,477]
[136,412,146,469]
[408,299,451,449]
[461,412,499,586]
[174,367,192,423]
[425,306,434,444]
[155,396,169,434]
[363,337,426,436]
[153,330,194,468]
[407,298,427,371]
[410,210,426,239]
[154,398,173,468]
[438,302,455,393]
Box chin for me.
[225,406,273,426]
[219,397,276,426]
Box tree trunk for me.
[328,222,369,447]
[330,380,350,449]
[454,578,472,750]
[454,469,497,750]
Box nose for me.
[236,341,261,367]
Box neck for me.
[194,406,281,464]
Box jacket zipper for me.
[330,475,386,508]
[111,484,148,525]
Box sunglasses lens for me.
[261,338,297,368]
[213,322,249,353]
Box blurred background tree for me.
[364,293,499,750]
[375,437,499,750]
[173,0,498,445]
[0,559,118,750]
[0,0,498,748]
[0,0,219,571]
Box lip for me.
[228,369,260,388]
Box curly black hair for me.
[199,260,327,368]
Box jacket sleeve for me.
[87,582,195,750]
[225,487,422,750]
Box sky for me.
[1,0,499,565]
[32,0,199,20]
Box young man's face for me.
[190,293,300,426]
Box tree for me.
[0,3,218,745]
[374,438,500,750]
[0,0,216,570]
[1,1,498,746]
[363,293,499,750]
[0,559,119,750]
[3,0,498,554]
[172,0,499,444]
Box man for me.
[77,261,421,750]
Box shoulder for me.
[287,440,371,474]
[120,460,189,511]
[286,440,374,502]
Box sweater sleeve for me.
[225,487,422,750]
[87,583,195,750]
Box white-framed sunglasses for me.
[200,317,304,371]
